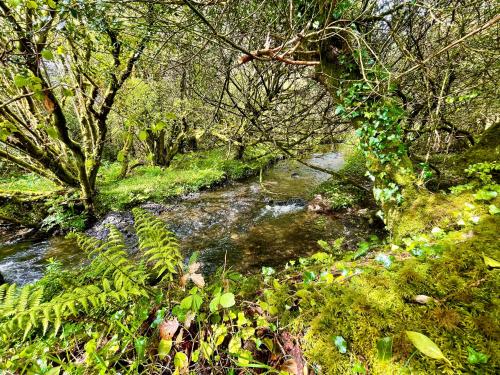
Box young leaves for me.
[405,331,451,365]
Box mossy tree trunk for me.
[313,35,417,228]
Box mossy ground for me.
[255,185,499,374]
[0,148,276,220]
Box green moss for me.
[258,187,499,374]
[97,148,275,211]
[0,174,57,194]
[314,148,369,210]
[0,193,49,226]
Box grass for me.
[0,174,58,195]
[0,148,277,213]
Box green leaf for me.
[117,151,125,162]
[488,204,500,215]
[474,190,497,201]
[180,295,192,310]
[158,339,172,360]
[376,337,393,361]
[334,335,347,354]
[26,0,37,9]
[14,74,28,88]
[8,0,21,7]
[174,351,188,369]
[138,130,148,141]
[41,49,54,60]
[228,336,241,354]
[45,367,61,375]
[134,336,147,360]
[191,293,203,311]
[483,255,500,268]
[219,292,235,308]
[405,331,450,364]
[46,0,57,9]
[467,346,489,364]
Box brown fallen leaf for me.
[159,318,179,340]
[188,262,201,274]
[280,358,299,375]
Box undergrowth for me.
[0,162,497,374]
[314,148,369,210]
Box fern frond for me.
[132,208,183,282]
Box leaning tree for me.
[180,0,499,227]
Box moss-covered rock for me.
[0,192,50,227]
[258,187,499,374]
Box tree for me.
[180,0,499,226]
[0,0,153,210]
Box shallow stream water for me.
[0,153,376,284]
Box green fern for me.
[133,208,183,282]
[0,209,182,341]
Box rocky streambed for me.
[0,153,379,284]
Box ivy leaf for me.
[405,331,451,364]
[483,255,500,268]
[334,335,347,354]
[219,292,235,308]
[377,337,393,360]
[158,339,172,360]
[41,49,54,60]
[335,105,345,115]
[467,346,489,364]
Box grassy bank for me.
[0,148,276,225]
[97,149,275,211]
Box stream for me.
[0,152,377,285]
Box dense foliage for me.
[0,0,498,374]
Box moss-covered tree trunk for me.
[315,37,417,229]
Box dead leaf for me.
[280,358,299,374]
[175,329,184,345]
[190,273,205,288]
[188,262,201,274]
[183,311,195,329]
[179,274,189,288]
[159,318,179,340]
[43,93,55,113]
[414,295,435,304]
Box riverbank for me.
[0,148,277,229]
[1,165,497,374]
